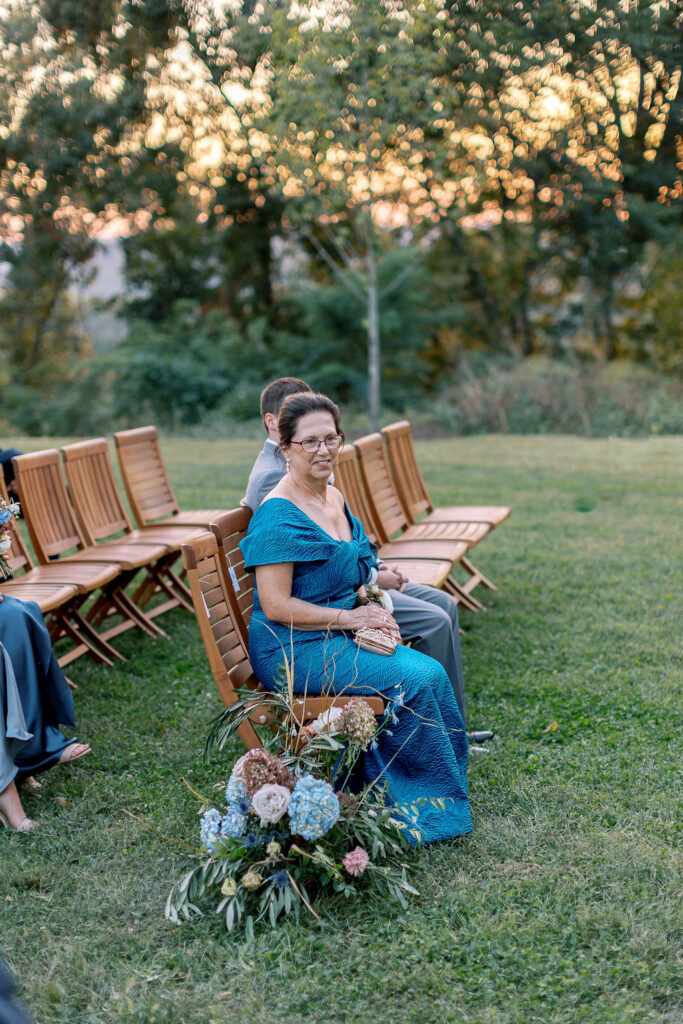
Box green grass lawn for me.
[2,434,681,1024]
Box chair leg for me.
[109,586,168,639]
[460,556,498,592]
[61,610,123,665]
[443,576,486,611]
[162,566,193,608]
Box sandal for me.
[0,809,38,833]
[57,743,91,765]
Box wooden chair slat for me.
[382,420,511,527]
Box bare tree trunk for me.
[517,292,534,356]
[367,242,381,432]
[602,281,616,361]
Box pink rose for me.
[342,846,370,877]
[251,783,291,824]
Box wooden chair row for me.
[334,422,510,610]
[1,426,227,669]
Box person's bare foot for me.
[21,775,42,791]
[57,743,91,765]
[0,781,37,832]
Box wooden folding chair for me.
[352,437,496,605]
[334,447,463,594]
[114,426,224,529]
[0,479,124,668]
[208,508,255,638]
[12,449,173,647]
[61,438,198,619]
[382,420,511,527]
[354,433,490,548]
[182,528,383,752]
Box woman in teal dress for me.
[240,392,471,844]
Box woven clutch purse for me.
[353,627,397,656]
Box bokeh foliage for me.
[0,0,680,433]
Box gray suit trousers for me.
[391,583,466,724]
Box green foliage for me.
[428,355,683,437]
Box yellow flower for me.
[266,841,281,856]
[220,878,237,897]
[242,870,263,891]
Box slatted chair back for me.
[353,433,410,543]
[381,420,433,521]
[334,447,382,546]
[182,530,263,750]
[208,509,254,639]
[12,449,87,563]
[61,438,134,545]
[114,425,180,527]
[0,475,34,574]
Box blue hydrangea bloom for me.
[200,808,223,854]
[225,774,248,806]
[288,774,340,841]
[221,806,248,839]
[0,509,11,525]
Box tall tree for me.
[259,0,463,428]
[0,0,177,386]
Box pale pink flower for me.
[342,846,370,877]
[251,784,291,824]
[308,707,344,735]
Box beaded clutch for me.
[353,627,397,656]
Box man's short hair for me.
[259,377,312,420]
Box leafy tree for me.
[0,0,177,386]
[259,0,465,428]
[439,0,682,359]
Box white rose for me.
[378,590,393,613]
[0,538,11,555]
[309,706,345,735]
[251,784,291,825]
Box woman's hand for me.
[342,604,401,640]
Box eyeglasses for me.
[289,433,345,454]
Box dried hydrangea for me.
[339,699,377,750]
[225,774,248,807]
[342,846,370,877]
[199,808,223,855]
[288,774,340,841]
[221,806,247,839]
[232,748,295,799]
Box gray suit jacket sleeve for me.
[250,467,286,510]
[243,445,287,511]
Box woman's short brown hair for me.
[278,393,342,448]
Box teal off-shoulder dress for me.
[240,497,472,844]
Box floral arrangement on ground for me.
[165,677,444,936]
[0,498,20,579]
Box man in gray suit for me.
[243,378,493,741]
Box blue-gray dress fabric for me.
[0,644,31,792]
[0,597,76,779]
[240,497,471,844]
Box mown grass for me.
[2,434,681,1024]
